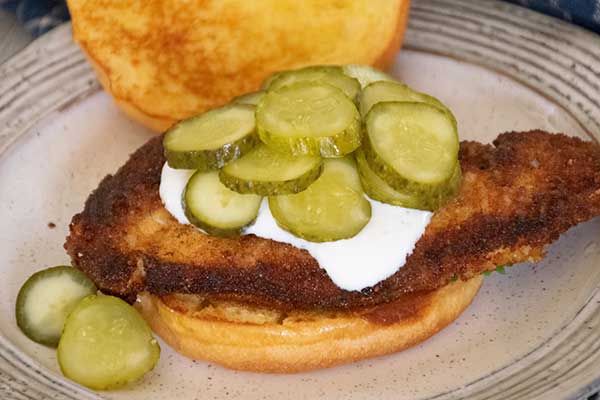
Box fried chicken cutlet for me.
[65,130,600,312]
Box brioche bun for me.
[67,0,411,132]
[135,276,482,373]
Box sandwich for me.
[64,69,600,372]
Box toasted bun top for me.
[67,0,410,131]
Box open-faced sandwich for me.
[57,65,600,375]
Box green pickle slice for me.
[15,266,97,347]
[357,147,461,210]
[261,70,285,90]
[256,82,361,157]
[265,65,361,101]
[57,295,160,390]
[423,162,462,209]
[219,144,323,195]
[342,64,395,88]
[163,104,258,170]
[364,101,460,203]
[232,90,264,106]
[269,158,371,242]
[355,149,426,209]
[184,170,262,236]
[359,80,449,118]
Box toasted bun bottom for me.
[135,276,483,373]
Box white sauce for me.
[159,164,194,224]
[159,162,432,292]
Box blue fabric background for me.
[0,0,68,36]
[505,0,600,33]
[1,0,600,37]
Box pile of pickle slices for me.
[163,65,461,242]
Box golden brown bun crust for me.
[83,53,175,132]
[135,276,482,373]
[67,0,410,132]
[373,0,411,70]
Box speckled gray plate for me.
[1,1,599,399]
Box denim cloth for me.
[1,0,600,37]
[0,0,68,37]
[505,0,600,33]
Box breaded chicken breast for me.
[65,130,600,311]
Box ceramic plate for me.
[1,1,599,399]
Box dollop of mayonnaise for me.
[159,164,194,224]
[159,162,432,291]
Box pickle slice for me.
[15,266,97,347]
[163,104,258,170]
[364,101,460,200]
[219,144,323,195]
[342,64,395,88]
[359,80,448,117]
[184,170,262,236]
[232,90,264,106]
[357,148,461,210]
[424,162,462,209]
[256,82,361,157]
[261,71,284,90]
[265,65,361,101]
[58,295,160,390]
[269,158,371,242]
[355,149,425,209]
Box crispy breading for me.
[65,131,600,311]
